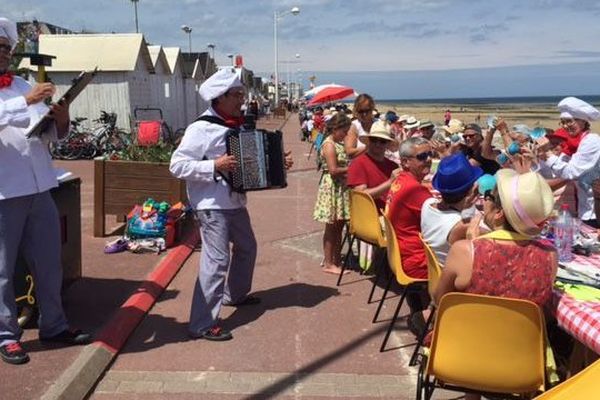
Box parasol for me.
[307,85,355,106]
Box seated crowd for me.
[308,94,600,394]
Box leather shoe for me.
[40,329,92,345]
[0,342,30,365]
[191,325,233,341]
[223,295,261,307]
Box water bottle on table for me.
[554,204,574,263]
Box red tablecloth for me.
[553,250,600,354]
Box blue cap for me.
[432,153,484,195]
[477,174,497,195]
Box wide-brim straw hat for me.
[404,116,420,129]
[442,119,465,135]
[358,120,399,151]
[496,169,555,237]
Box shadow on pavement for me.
[225,282,340,331]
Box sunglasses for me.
[483,190,496,202]
[0,44,11,54]
[369,137,389,144]
[411,151,434,161]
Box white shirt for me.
[169,106,246,210]
[0,76,58,200]
[352,119,368,151]
[544,132,600,220]
[420,197,462,266]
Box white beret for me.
[557,96,600,122]
[199,68,244,102]
[0,17,18,50]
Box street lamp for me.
[273,6,300,106]
[227,53,234,66]
[181,25,192,53]
[285,53,301,101]
[130,0,140,33]
[207,43,215,60]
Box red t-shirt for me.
[347,153,398,210]
[386,172,432,279]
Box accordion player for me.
[224,125,287,193]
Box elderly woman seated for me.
[434,169,558,400]
[434,169,557,307]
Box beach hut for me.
[147,45,181,130]
[163,47,190,129]
[18,33,172,131]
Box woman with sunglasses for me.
[539,97,600,227]
[344,94,375,159]
[313,113,352,275]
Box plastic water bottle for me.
[554,204,574,263]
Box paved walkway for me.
[86,114,449,400]
[0,113,456,400]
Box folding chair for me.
[337,191,387,293]
[416,293,547,400]
[533,358,600,399]
[377,215,427,352]
[408,235,443,366]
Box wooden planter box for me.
[94,159,187,237]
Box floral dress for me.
[313,137,350,223]
[466,238,555,307]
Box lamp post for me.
[287,53,300,100]
[207,43,215,60]
[130,0,140,33]
[227,53,234,66]
[181,25,192,53]
[273,6,300,107]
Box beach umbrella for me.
[308,85,355,106]
[303,83,344,100]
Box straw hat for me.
[404,116,420,129]
[442,119,465,135]
[358,120,399,151]
[496,169,554,237]
[398,114,410,122]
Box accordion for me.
[225,128,287,193]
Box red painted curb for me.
[94,226,200,354]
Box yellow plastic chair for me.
[337,191,387,289]
[533,358,600,399]
[416,293,546,400]
[408,236,443,366]
[377,215,427,352]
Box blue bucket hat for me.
[432,153,483,195]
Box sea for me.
[376,95,600,107]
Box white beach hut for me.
[18,33,177,131]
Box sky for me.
[5,0,600,99]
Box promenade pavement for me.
[0,113,452,399]
[88,114,440,400]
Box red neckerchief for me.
[214,109,244,128]
[0,72,14,89]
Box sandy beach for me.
[376,101,599,133]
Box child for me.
[313,113,352,275]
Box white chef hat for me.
[557,96,600,122]
[199,68,244,102]
[0,18,18,50]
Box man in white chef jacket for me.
[0,17,91,365]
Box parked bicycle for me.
[50,111,131,159]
